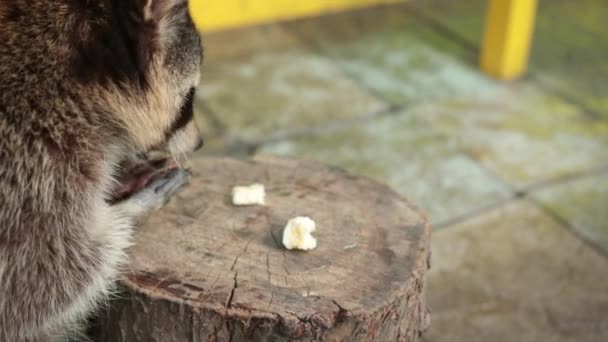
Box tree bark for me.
[91,155,431,341]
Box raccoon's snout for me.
[161,86,203,155]
[166,119,203,155]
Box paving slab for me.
[197,48,386,140]
[201,23,300,63]
[259,111,511,224]
[284,4,489,105]
[413,84,608,187]
[424,201,608,342]
[533,173,608,254]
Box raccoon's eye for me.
[167,87,196,136]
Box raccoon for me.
[0,0,203,340]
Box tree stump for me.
[92,155,431,341]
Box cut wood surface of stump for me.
[93,156,431,342]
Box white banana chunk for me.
[282,217,317,251]
[232,183,266,206]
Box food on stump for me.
[231,183,266,205]
[282,216,317,250]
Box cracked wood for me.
[91,155,431,341]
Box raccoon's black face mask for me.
[57,0,206,202]
[70,0,204,156]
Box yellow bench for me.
[188,0,402,32]
[189,0,538,81]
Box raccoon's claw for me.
[128,167,190,211]
[109,157,181,204]
[151,168,190,196]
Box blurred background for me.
[191,0,608,340]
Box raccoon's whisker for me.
[171,155,182,169]
[180,152,191,169]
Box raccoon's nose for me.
[194,137,204,151]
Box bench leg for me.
[480,0,539,80]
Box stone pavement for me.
[192,0,608,340]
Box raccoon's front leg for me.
[16,169,190,342]
[113,167,190,218]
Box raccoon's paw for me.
[127,167,191,212]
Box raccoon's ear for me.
[138,0,192,55]
[113,0,187,83]
[143,0,188,21]
[72,0,191,86]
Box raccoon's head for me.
[70,0,205,157]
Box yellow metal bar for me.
[189,0,401,33]
[480,0,538,80]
